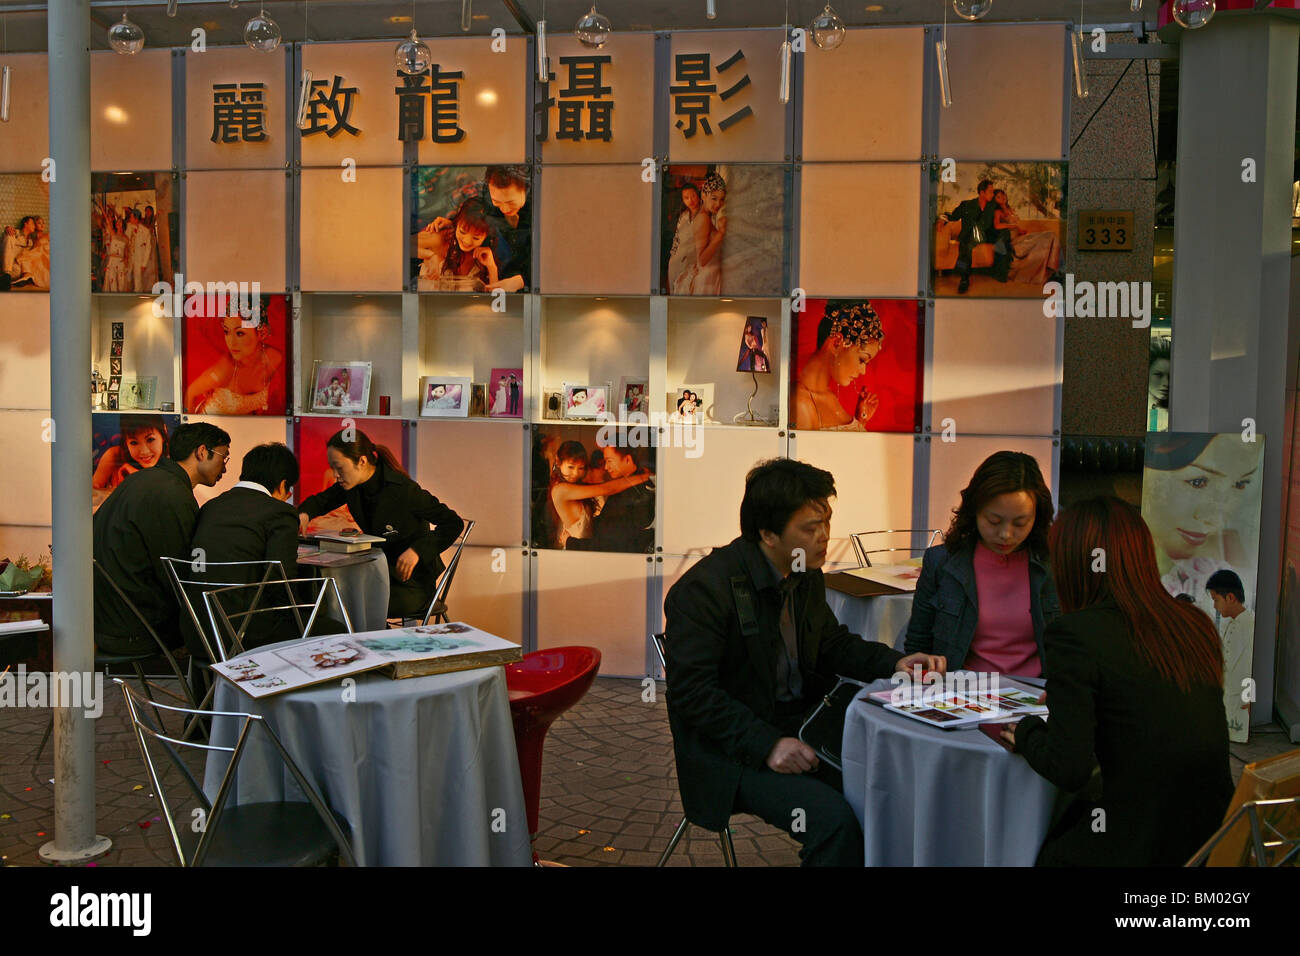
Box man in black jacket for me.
[944,178,1007,293]
[664,459,944,865]
[93,422,231,657]
[567,444,654,554]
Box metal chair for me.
[849,529,944,568]
[1186,795,1300,867]
[652,632,738,867]
[116,678,357,867]
[406,519,475,627]
[161,557,296,666]
[202,577,353,662]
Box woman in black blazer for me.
[298,429,464,620]
[1002,496,1233,866]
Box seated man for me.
[93,421,231,658]
[664,458,944,866]
[190,442,305,654]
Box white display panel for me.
[413,418,524,547]
[186,416,291,508]
[539,33,656,165]
[438,545,526,646]
[0,410,51,526]
[0,55,48,171]
[666,299,782,425]
[418,294,526,385]
[539,165,653,295]
[185,170,287,292]
[661,428,785,555]
[539,297,650,408]
[0,293,50,409]
[930,298,1059,437]
[799,164,923,297]
[535,550,649,677]
[299,41,404,168]
[297,295,403,416]
[937,23,1066,160]
[788,431,918,566]
[91,50,173,172]
[92,296,177,408]
[802,28,924,161]
[299,167,405,292]
[926,435,1057,534]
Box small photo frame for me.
[671,383,715,424]
[110,356,122,376]
[120,376,157,410]
[619,377,649,415]
[310,361,371,414]
[111,322,124,341]
[106,393,119,410]
[110,340,123,357]
[420,376,471,417]
[108,376,120,392]
[562,383,609,420]
[488,367,523,418]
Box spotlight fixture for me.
[1172,0,1216,28]
[810,5,847,49]
[244,4,282,52]
[461,0,472,32]
[108,12,145,55]
[706,0,717,18]
[953,0,993,20]
[575,4,612,49]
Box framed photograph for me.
[111,322,124,341]
[91,171,179,294]
[562,383,609,420]
[410,165,531,293]
[931,161,1066,298]
[106,394,119,410]
[310,361,371,414]
[110,356,122,376]
[736,316,771,373]
[671,384,715,424]
[108,377,120,392]
[420,376,471,418]
[91,412,180,513]
[183,293,290,415]
[110,340,123,358]
[120,376,157,411]
[0,173,51,293]
[488,367,523,418]
[619,377,649,415]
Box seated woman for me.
[1002,497,1234,866]
[992,189,1062,286]
[298,429,464,621]
[904,450,1059,675]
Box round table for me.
[307,550,391,632]
[204,640,532,867]
[825,589,915,650]
[841,678,1057,866]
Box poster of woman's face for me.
[182,294,289,415]
[91,172,178,294]
[932,161,1066,298]
[91,412,181,513]
[489,367,523,418]
[410,164,531,293]
[660,164,786,297]
[531,424,657,554]
[311,361,371,414]
[791,299,923,433]
[737,316,771,373]
[1141,432,1265,621]
[0,174,51,292]
[293,416,406,527]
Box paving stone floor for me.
[1,675,1295,868]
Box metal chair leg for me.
[656,817,690,867]
[33,714,53,765]
[720,826,738,867]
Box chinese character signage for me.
[414,38,526,166]
[301,41,402,166]
[540,33,653,163]
[185,46,285,169]
[668,30,785,163]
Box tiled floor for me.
[1,675,1295,867]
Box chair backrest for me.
[115,678,355,867]
[1186,794,1300,867]
[419,519,475,625]
[849,529,944,568]
[201,577,352,661]
[93,557,196,705]
[161,557,295,664]
[651,632,667,674]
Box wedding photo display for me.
[790,299,923,433]
[91,171,178,294]
[531,424,656,554]
[182,294,290,416]
[932,161,1066,298]
[660,164,786,297]
[0,173,50,292]
[409,164,532,293]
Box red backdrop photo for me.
[182,294,290,415]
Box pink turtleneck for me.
[963,542,1040,677]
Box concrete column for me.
[1169,13,1299,727]
[40,0,111,863]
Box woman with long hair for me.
[991,188,1062,286]
[689,172,727,296]
[904,450,1060,674]
[298,429,465,620]
[1002,496,1233,865]
[793,301,885,431]
[417,196,500,292]
[666,183,703,294]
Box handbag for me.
[798,677,867,772]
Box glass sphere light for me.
[953,0,994,20]
[1172,0,1216,29]
[395,29,433,75]
[108,13,145,55]
[575,5,612,50]
[243,12,282,52]
[810,5,847,50]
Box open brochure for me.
[210,623,522,698]
[863,677,1048,731]
[841,562,923,593]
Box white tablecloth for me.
[825,589,915,650]
[204,642,532,867]
[841,678,1057,866]
[312,551,390,632]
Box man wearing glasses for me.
[93,422,231,659]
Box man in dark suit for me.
[566,444,654,553]
[944,178,1007,293]
[93,421,231,658]
[664,459,944,865]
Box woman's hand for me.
[473,247,496,272]
[425,216,452,233]
[856,390,880,423]
[396,547,420,582]
[895,652,946,677]
[299,512,311,535]
[999,720,1020,749]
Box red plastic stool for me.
[504,646,601,863]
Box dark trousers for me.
[732,704,864,867]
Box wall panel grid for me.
[2,25,1069,676]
